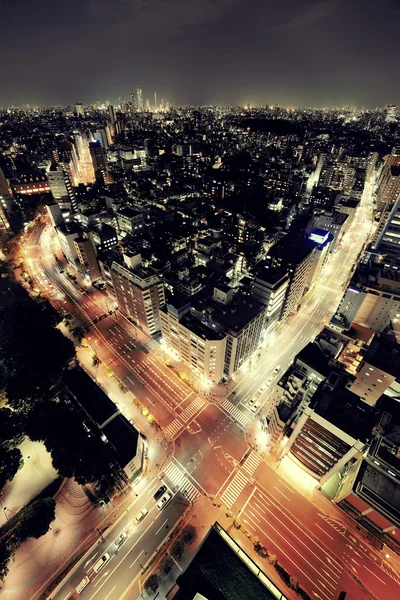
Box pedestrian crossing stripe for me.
[163,462,201,504]
[220,399,250,427]
[164,397,205,439]
[242,452,262,476]
[220,471,249,508]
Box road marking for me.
[242,452,262,476]
[93,570,110,586]
[163,462,202,502]
[243,513,332,600]
[156,519,168,535]
[130,550,144,569]
[363,565,387,584]
[238,486,256,516]
[103,586,117,600]
[250,499,340,580]
[220,471,249,508]
[172,457,208,495]
[315,523,334,540]
[278,480,294,493]
[89,519,155,599]
[273,486,291,501]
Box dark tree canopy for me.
[0,288,75,410]
[0,447,23,490]
[16,498,56,540]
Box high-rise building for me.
[76,102,84,116]
[136,87,143,111]
[74,236,101,282]
[110,255,165,336]
[251,265,289,334]
[375,194,400,264]
[130,92,137,113]
[108,104,116,126]
[160,301,226,384]
[266,235,317,320]
[154,92,157,110]
[89,141,107,182]
[385,104,398,123]
[47,163,76,209]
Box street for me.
[15,173,399,600]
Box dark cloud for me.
[0,0,399,107]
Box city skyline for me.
[2,0,400,107]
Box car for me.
[274,365,281,374]
[154,485,167,501]
[116,531,127,546]
[251,403,260,413]
[248,396,257,406]
[93,553,110,573]
[75,576,90,594]
[134,507,148,523]
[157,491,173,510]
[258,387,264,395]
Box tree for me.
[15,497,56,541]
[144,573,160,595]
[0,407,25,448]
[171,539,184,561]
[0,544,12,581]
[0,447,24,490]
[181,523,197,545]
[160,556,174,575]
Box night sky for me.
[2,0,399,107]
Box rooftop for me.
[174,524,284,600]
[354,459,400,528]
[101,414,139,468]
[64,366,116,427]
[212,293,264,333]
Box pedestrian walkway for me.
[242,451,262,476]
[177,396,204,421]
[164,418,185,439]
[163,462,202,504]
[220,471,249,508]
[220,399,250,428]
[164,397,204,439]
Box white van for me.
[75,576,90,594]
[93,553,110,573]
[157,491,172,510]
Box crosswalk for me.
[220,399,250,428]
[163,462,201,504]
[220,471,249,508]
[178,396,204,420]
[242,452,262,476]
[164,418,185,438]
[164,397,205,438]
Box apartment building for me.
[110,256,165,336]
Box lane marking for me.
[156,519,168,535]
[130,550,144,569]
[103,586,117,600]
[238,487,256,516]
[249,499,340,581]
[274,486,291,501]
[243,513,332,600]
[315,523,334,540]
[363,565,386,584]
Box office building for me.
[136,87,143,111]
[89,141,107,182]
[47,163,76,209]
[160,300,226,384]
[75,102,84,116]
[251,265,289,333]
[212,292,266,377]
[267,235,316,320]
[115,207,145,235]
[385,104,398,123]
[74,236,101,282]
[374,194,400,264]
[56,224,80,266]
[11,171,50,195]
[110,255,165,336]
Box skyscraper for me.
[385,104,398,123]
[108,104,116,126]
[130,92,137,114]
[136,87,143,111]
[76,102,84,117]
[154,92,157,110]
[89,141,107,183]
